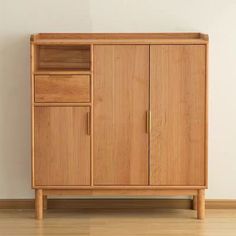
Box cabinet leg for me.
[192,195,197,210]
[43,195,47,210]
[35,189,43,220]
[197,189,205,219]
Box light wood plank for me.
[33,185,205,190]
[34,32,204,40]
[35,189,43,220]
[34,70,92,75]
[93,45,149,185]
[205,42,209,187]
[197,189,205,219]
[34,102,92,106]
[1,209,236,236]
[31,33,209,45]
[43,189,198,196]
[90,44,94,186]
[150,45,206,186]
[31,43,35,187]
[34,107,90,186]
[33,39,208,45]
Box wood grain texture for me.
[34,39,208,46]
[93,45,149,186]
[150,45,206,186]
[35,75,90,102]
[31,33,209,45]
[34,70,92,75]
[90,44,94,186]
[36,45,91,71]
[35,189,43,220]
[34,33,206,40]
[197,189,205,219]
[31,43,35,187]
[43,189,198,196]
[1,209,236,236]
[33,185,205,190]
[205,42,209,187]
[34,102,92,106]
[0,208,236,236]
[34,107,90,186]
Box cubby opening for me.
[35,45,91,72]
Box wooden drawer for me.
[35,75,90,102]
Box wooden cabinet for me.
[31,33,208,220]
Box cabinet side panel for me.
[34,107,90,186]
[31,42,36,187]
[150,45,206,186]
[93,45,149,185]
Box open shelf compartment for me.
[35,45,91,72]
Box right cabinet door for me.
[150,45,206,186]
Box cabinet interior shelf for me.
[35,45,91,72]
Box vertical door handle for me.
[146,111,151,134]
[87,111,91,135]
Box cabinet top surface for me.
[31,33,209,45]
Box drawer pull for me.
[146,111,151,134]
[87,112,91,135]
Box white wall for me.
[0,0,235,199]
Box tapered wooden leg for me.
[43,195,47,210]
[197,189,205,219]
[192,195,197,210]
[35,189,43,220]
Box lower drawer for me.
[34,75,90,102]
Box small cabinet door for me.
[150,45,206,186]
[34,106,90,186]
[93,45,149,185]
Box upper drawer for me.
[34,75,90,103]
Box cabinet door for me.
[94,45,149,185]
[34,107,90,186]
[150,45,206,186]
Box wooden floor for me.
[0,209,236,236]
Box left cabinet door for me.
[34,106,90,186]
